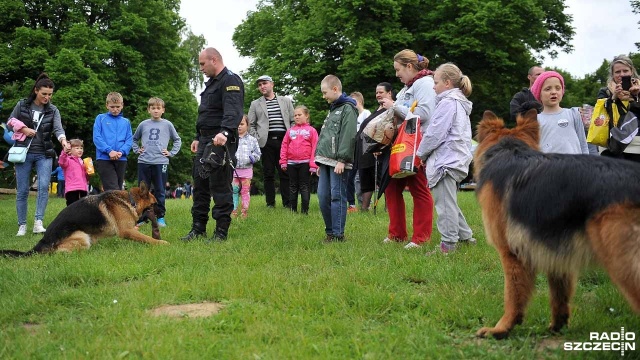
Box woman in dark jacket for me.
[7,73,69,236]
[355,82,394,211]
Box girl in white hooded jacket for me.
[417,63,475,254]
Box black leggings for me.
[288,163,311,213]
[65,190,88,206]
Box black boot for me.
[207,226,228,243]
[181,223,206,242]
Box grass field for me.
[0,191,638,359]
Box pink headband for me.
[530,70,565,102]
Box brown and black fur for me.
[474,109,640,339]
[1,182,168,257]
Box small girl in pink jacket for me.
[280,105,319,214]
[59,139,89,206]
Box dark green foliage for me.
[0,0,205,185]
[233,0,575,128]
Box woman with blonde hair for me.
[597,55,640,160]
[378,49,435,249]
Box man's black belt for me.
[268,132,286,140]
[199,129,219,136]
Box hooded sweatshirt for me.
[417,88,473,187]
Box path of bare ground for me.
[149,302,225,318]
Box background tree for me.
[233,0,575,127]
[0,0,204,188]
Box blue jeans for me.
[15,153,53,225]
[317,164,348,236]
[138,163,167,218]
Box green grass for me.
[0,191,637,359]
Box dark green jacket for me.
[315,99,358,169]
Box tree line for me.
[1,0,638,189]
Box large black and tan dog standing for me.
[1,182,168,257]
[474,109,640,339]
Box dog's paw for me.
[476,327,510,340]
[156,240,169,245]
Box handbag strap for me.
[607,98,630,131]
[23,112,45,150]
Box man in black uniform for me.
[181,47,244,242]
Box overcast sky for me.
[179,0,640,79]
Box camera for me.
[621,75,632,91]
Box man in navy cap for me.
[248,75,295,208]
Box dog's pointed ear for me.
[139,181,149,195]
[476,111,505,143]
[516,109,541,146]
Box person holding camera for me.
[596,54,640,161]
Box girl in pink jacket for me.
[59,139,89,206]
[280,105,318,214]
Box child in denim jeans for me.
[315,75,358,242]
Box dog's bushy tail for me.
[0,249,36,258]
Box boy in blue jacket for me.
[93,92,133,191]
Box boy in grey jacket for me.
[132,97,182,227]
[316,75,358,242]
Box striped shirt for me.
[266,97,286,133]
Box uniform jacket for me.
[417,88,473,187]
[280,123,318,171]
[248,95,294,147]
[315,94,358,169]
[196,67,244,138]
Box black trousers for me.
[288,163,311,213]
[95,160,127,191]
[261,135,289,207]
[190,134,237,232]
[65,190,87,206]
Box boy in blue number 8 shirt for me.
[132,97,182,227]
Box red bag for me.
[389,114,422,178]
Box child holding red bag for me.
[417,63,475,254]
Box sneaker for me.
[16,225,27,236]
[404,241,422,249]
[460,237,477,245]
[382,237,394,244]
[347,205,358,213]
[33,220,46,234]
[157,218,167,227]
[426,242,457,256]
[324,235,345,243]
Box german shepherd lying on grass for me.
[474,109,640,339]
[0,182,167,257]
